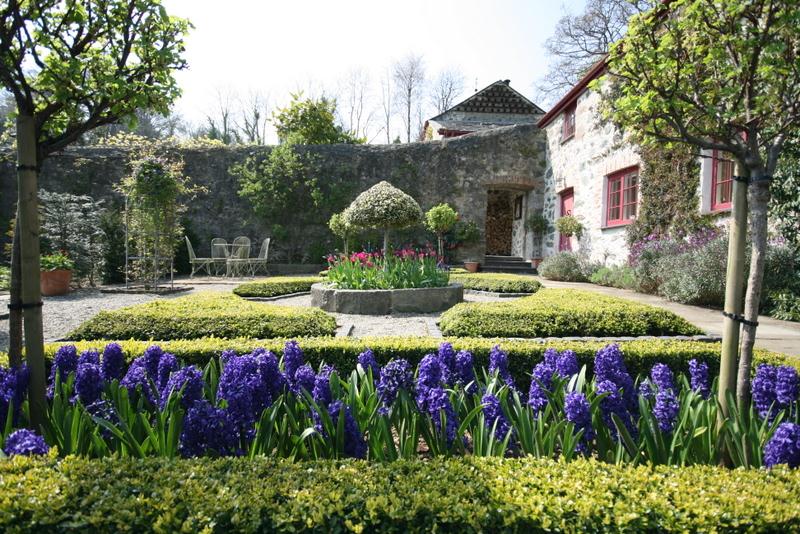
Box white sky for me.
[162,0,585,142]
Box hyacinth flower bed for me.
[325,248,449,289]
[1,341,799,469]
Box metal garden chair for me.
[211,238,229,276]
[185,236,214,277]
[226,236,251,277]
[247,238,270,276]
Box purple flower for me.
[327,400,367,459]
[416,354,443,407]
[482,394,513,443]
[438,342,456,385]
[86,399,118,439]
[775,366,799,406]
[220,349,238,366]
[252,349,284,402]
[179,400,238,458]
[312,365,335,407]
[141,345,164,381]
[292,364,316,397]
[0,365,28,427]
[101,343,126,381]
[218,354,272,435]
[752,364,778,420]
[653,390,679,433]
[48,344,78,396]
[564,391,594,451]
[594,344,636,416]
[422,386,458,447]
[596,379,636,439]
[556,350,579,378]
[160,365,204,409]
[489,345,515,390]
[528,360,555,416]
[120,362,156,404]
[454,350,476,394]
[78,349,100,367]
[689,359,710,399]
[650,363,674,392]
[156,353,179,393]
[357,348,380,380]
[763,422,800,468]
[639,379,655,400]
[377,359,414,413]
[3,429,49,456]
[74,363,104,405]
[283,340,304,378]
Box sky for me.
[162,0,586,142]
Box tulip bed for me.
[440,288,703,337]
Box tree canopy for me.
[273,93,363,145]
[344,181,422,251]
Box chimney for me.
[503,79,511,85]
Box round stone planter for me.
[310,283,464,315]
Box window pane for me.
[624,185,637,205]
[608,205,621,221]
[720,179,732,204]
[623,202,637,219]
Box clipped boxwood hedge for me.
[66,292,336,341]
[440,288,702,338]
[450,272,542,294]
[32,337,795,388]
[1,456,799,532]
[233,276,323,298]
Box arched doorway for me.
[485,190,513,255]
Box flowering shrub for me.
[2,341,798,468]
[325,248,449,289]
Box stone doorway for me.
[485,190,513,255]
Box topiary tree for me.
[328,210,354,255]
[425,203,458,257]
[343,181,422,252]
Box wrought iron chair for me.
[185,236,214,277]
[211,238,229,276]
[247,238,270,276]
[226,236,251,277]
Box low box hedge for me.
[450,272,542,294]
[32,337,794,388]
[440,288,702,338]
[233,276,322,298]
[1,456,798,532]
[66,292,336,341]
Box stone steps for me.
[473,255,538,275]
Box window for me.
[711,149,733,211]
[605,167,638,226]
[561,101,576,141]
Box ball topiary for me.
[343,181,422,251]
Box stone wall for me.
[0,124,546,263]
[542,84,641,264]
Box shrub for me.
[538,252,590,282]
[233,276,322,298]
[66,292,336,340]
[589,265,637,290]
[2,456,800,531]
[767,292,800,322]
[343,181,423,250]
[656,236,729,306]
[451,273,542,294]
[439,289,702,338]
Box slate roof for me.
[432,80,545,121]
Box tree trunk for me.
[8,212,23,368]
[718,163,748,420]
[383,229,389,254]
[437,235,444,259]
[736,168,771,406]
[16,112,47,431]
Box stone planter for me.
[40,269,72,296]
[311,283,464,315]
[464,261,480,273]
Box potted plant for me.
[525,213,550,267]
[556,215,584,239]
[463,259,480,273]
[40,252,75,296]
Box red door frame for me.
[558,188,574,252]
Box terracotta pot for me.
[40,269,72,296]
[463,261,480,273]
[530,258,543,268]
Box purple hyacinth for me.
[218,354,273,435]
[220,349,238,366]
[489,345,515,390]
[179,400,238,458]
[650,363,674,392]
[3,429,49,456]
[160,365,204,409]
[653,390,680,433]
[0,364,28,427]
[594,344,637,415]
[422,386,458,447]
[283,340,305,378]
[78,349,100,367]
[482,393,513,443]
[312,365,335,407]
[454,350,477,394]
[253,349,285,401]
[438,342,457,385]
[564,391,594,451]
[156,353,178,393]
[74,363,104,405]
[688,359,710,399]
[327,400,367,459]
[639,379,655,400]
[528,360,555,416]
[752,364,778,420]
[763,422,800,468]
[120,362,155,404]
[416,354,443,405]
[357,348,380,380]
[141,345,164,380]
[595,379,636,439]
[101,343,126,381]
[86,399,119,439]
[556,350,579,378]
[48,344,78,396]
[775,366,799,407]
[292,364,316,397]
[377,359,414,413]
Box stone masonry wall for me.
[0,124,546,263]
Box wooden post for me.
[16,112,47,431]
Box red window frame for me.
[605,167,638,227]
[711,149,733,211]
[561,101,576,142]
